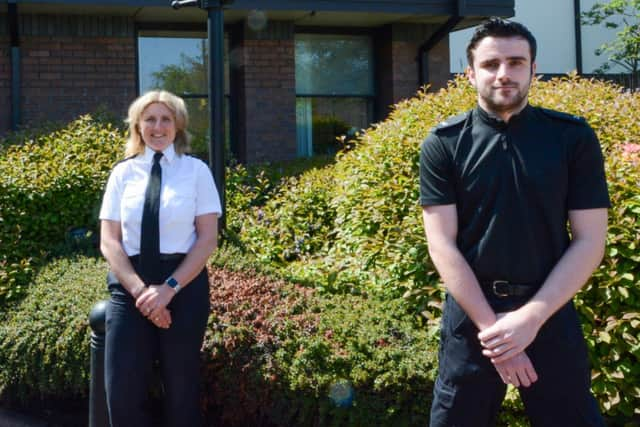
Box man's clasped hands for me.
[477,308,543,388]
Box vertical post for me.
[171,0,231,233]
[574,0,583,74]
[207,1,227,233]
[8,0,21,131]
[89,300,109,427]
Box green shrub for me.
[0,256,108,402]
[0,115,124,304]
[2,75,637,423]
[224,74,640,419]
[225,156,335,240]
[229,165,338,265]
[202,269,439,427]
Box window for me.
[138,31,230,161]
[295,33,374,157]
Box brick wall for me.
[426,36,450,92]
[390,39,421,102]
[375,24,450,119]
[0,36,10,133]
[233,21,296,163]
[21,35,135,125]
[18,15,136,128]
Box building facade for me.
[450,0,631,77]
[1,0,514,163]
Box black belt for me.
[129,253,186,263]
[481,280,537,298]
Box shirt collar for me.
[142,143,177,164]
[475,103,532,130]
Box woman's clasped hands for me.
[135,285,175,329]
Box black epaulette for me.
[539,108,586,125]
[113,154,137,166]
[431,111,471,134]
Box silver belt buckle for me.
[492,280,510,297]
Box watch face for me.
[166,277,179,288]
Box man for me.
[419,18,609,426]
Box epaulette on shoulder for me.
[539,108,586,125]
[113,154,137,166]
[431,111,471,133]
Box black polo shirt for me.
[419,104,610,284]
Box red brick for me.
[17,33,135,127]
[29,50,50,57]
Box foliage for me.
[0,261,440,426]
[582,0,640,89]
[223,74,640,419]
[0,109,330,307]
[576,137,640,421]
[202,268,439,426]
[225,159,338,266]
[1,74,638,423]
[0,115,124,304]
[0,256,108,402]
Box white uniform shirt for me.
[99,144,222,256]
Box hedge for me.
[201,266,440,426]
[0,252,526,426]
[0,256,108,402]
[0,115,124,304]
[0,74,637,423]
[0,254,443,426]
[225,74,640,420]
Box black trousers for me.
[104,259,210,427]
[429,294,605,427]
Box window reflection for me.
[295,34,374,157]
[137,33,230,161]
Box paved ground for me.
[0,409,47,427]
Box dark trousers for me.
[429,294,605,427]
[104,260,210,427]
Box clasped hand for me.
[478,310,540,363]
[479,311,542,387]
[135,285,174,329]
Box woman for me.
[99,90,221,427]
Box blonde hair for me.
[125,90,191,157]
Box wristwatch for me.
[165,276,181,294]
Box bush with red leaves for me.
[200,266,439,427]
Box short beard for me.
[482,86,529,114]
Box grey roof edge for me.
[14,0,514,17]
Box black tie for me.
[139,151,163,283]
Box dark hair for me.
[466,17,537,66]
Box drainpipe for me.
[574,0,583,74]
[8,0,20,130]
[417,0,463,88]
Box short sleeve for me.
[419,133,456,206]
[99,167,123,221]
[567,125,611,210]
[195,161,223,216]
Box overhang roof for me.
[6,1,514,30]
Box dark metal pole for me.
[8,0,21,131]
[207,1,226,233]
[574,0,584,74]
[171,0,230,233]
[89,300,109,427]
